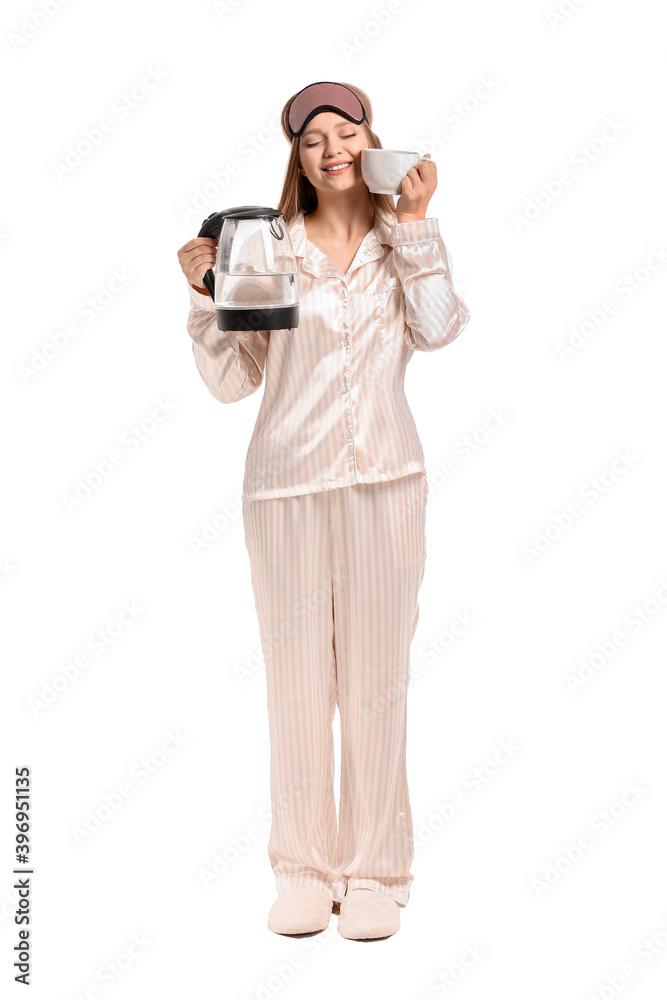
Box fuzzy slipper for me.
[337,888,401,940]
[267,886,334,935]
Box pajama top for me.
[186,208,470,502]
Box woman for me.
[177,81,470,941]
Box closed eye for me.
[305,134,356,147]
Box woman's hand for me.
[396,153,436,224]
[177,237,218,295]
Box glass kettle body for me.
[197,205,300,332]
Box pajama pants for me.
[242,471,428,907]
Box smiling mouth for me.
[322,162,352,172]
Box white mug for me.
[361,149,426,195]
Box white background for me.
[2,0,666,997]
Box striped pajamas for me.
[186,205,469,906]
[242,471,428,906]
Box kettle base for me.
[215,304,299,333]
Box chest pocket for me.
[375,276,405,342]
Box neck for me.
[306,187,375,238]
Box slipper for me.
[267,886,334,935]
[337,888,401,940]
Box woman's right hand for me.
[177,237,218,295]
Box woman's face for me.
[298,111,369,191]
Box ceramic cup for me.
[361,148,426,195]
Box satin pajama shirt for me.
[186,207,470,904]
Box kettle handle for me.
[201,268,215,300]
[197,211,224,300]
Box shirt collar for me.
[286,207,395,275]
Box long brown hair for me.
[277,82,398,228]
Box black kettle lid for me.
[197,205,283,240]
[218,205,281,221]
[198,205,283,240]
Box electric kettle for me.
[197,205,300,332]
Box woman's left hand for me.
[396,153,436,223]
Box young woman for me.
[177,81,470,941]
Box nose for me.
[323,139,343,156]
